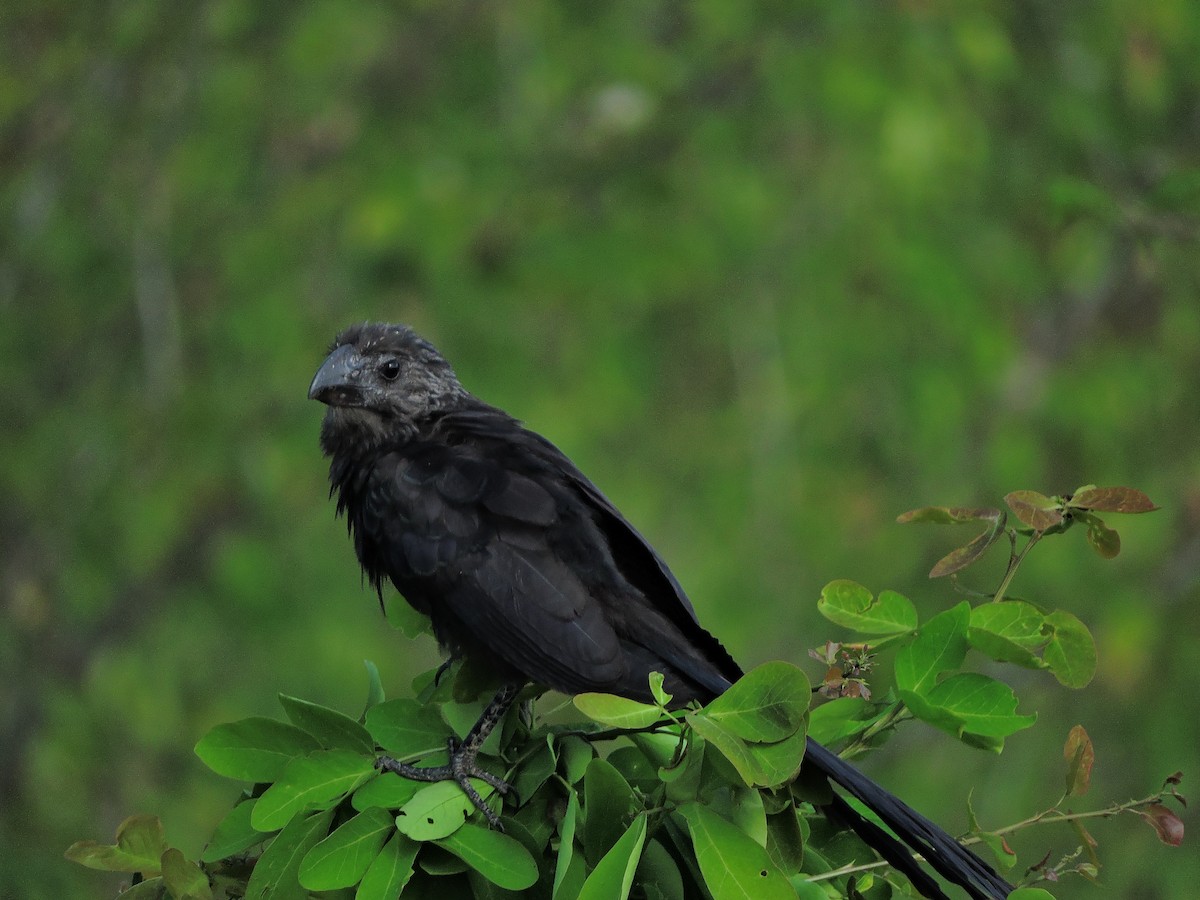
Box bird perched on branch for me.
[309,322,1012,900]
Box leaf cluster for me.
[72,660,864,899]
[66,486,1182,899]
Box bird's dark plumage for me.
[311,322,1011,899]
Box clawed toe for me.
[375,747,512,829]
[474,769,510,795]
[373,686,520,830]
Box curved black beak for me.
[309,343,365,406]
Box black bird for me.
[309,322,1012,900]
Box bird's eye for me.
[379,359,401,381]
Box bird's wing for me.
[442,408,744,696]
[370,441,632,694]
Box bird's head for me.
[309,323,467,432]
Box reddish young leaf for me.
[1068,486,1158,514]
[1140,803,1185,846]
[1063,725,1094,797]
[927,512,1007,578]
[1004,491,1064,532]
[895,506,1007,577]
[897,506,1003,525]
[1162,771,1187,808]
[1069,817,1101,871]
[1079,513,1121,559]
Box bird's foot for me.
[376,739,510,829]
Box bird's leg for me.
[376,683,520,828]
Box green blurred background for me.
[3,1,1198,897]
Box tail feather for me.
[821,791,950,900]
[804,739,1012,900]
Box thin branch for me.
[552,722,679,742]
[991,531,1041,602]
[985,793,1169,838]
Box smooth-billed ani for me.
[309,322,1011,900]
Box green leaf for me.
[419,846,469,875]
[161,848,212,900]
[966,793,1017,871]
[578,814,648,900]
[742,726,809,788]
[607,745,659,793]
[921,673,1036,738]
[194,718,321,782]
[65,814,167,874]
[679,804,796,900]
[574,692,666,729]
[506,798,554,860]
[764,808,805,876]
[280,694,375,754]
[817,581,918,635]
[364,699,452,759]
[969,601,1046,648]
[649,671,673,708]
[436,822,539,890]
[115,878,165,899]
[701,661,809,742]
[727,787,768,848]
[894,602,969,696]
[792,879,828,899]
[355,832,419,900]
[1067,486,1158,513]
[552,792,581,900]
[413,664,454,704]
[251,750,375,832]
[201,800,267,863]
[558,734,595,784]
[1004,490,1064,531]
[656,732,706,803]
[968,601,1048,668]
[298,807,394,890]
[583,757,638,864]
[686,712,806,790]
[687,714,760,787]
[632,730,682,770]
[352,772,422,811]
[899,688,971,740]
[245,809,334,900]
[1008,890,1058,900]
[1043,609,1097,688]
[363,660,386,712]
[555,852,589,900]
[637,838,685,900]
[807,698,881,745]
[512,738,558,802]
[397,778,498,840]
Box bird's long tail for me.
[803,739,1012,899]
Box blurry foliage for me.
[2,1,1199,897]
